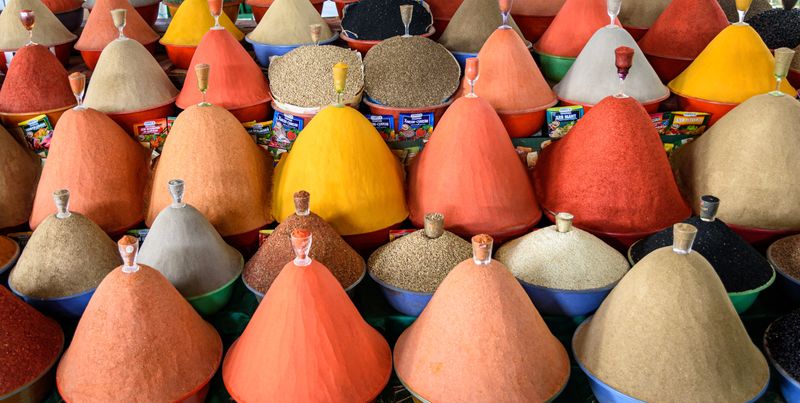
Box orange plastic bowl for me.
[558,94,666,115]
[106,100,176,135]
[497,101,557,138]
[674,94,737,126]
[644,53,693,83]
[622,25,648,41]
[230,101,272,123]
[251,0,323,21]
[362,97,452,131]
[511,14,554,43]
[788,69,800,89]
[81,41,158,71]
[0,105,73,128]
[340,26,435,55]
[727,223,799,247]
[164,44,197,70]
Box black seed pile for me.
[766,310,800,381]
[748,8,800,49]
[341,0,432,41]
[630,216,773,292]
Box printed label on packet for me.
[546,106,583,138]
[365,114,395,141]
[17,114,53,158]
[243,120,272,148]
[269,111,303,163]
[134,117,174,153]
[398,112,434,142]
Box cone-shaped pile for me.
[0,44,76,114]
[668,24,796,103]
[0,286,63,397]
[534,0,617,58]
[438,0,525,53]
[0,125,41,229]
[512,0,565,16]
[57,237,223,402]
[639,0,729,61]
[41,0,82,13]
[224,229,392,402]
[160,0,244,46]
[30,108,149,234]
[618,0,671,29]
[407,96,541,241]
[84,38,178,114]
[465,27,556,113]
[672,94,800,230]
[244,191,364,295]
[139,182,243,299]
[574,225,769,402]
[11,195,120,299]
[394,235,570,401]
[273,106,407,236]
[148,105,272,237]
[555,25,668,106]
[0,0,76,50]
[177,29,270,111]
[247,0,331,45]
[534,96,690,234]
[76,0,159,52]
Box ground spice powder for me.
[0,126,41,229]
[749,8,800,49]
[718,0,772,22]
[534,0,617,58]
[768,234,800,280]
[0,286,63,395]
[247,0,331,45]
[160,0,243,46]
[0,236,18,267]
[639,0,730,61]
[438,0,525,53]
[0,44,76,113]
[765,310,800,381]
[76,0,159,52]
[618,0,670,29]
[0,0,76,50]
[342,0,432,40]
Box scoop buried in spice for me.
[118,235,140,273]
[53,189,71,219]
[672,223,698,254]
[69,72,86,109]
[472,234,493,265]
[19,9,35,46]
[772,47,796,96]
[614,46,634,97]
[169,179,186,208]
[291,228,313,267]
[498,0,513,29]
[111,9,126,40]
[700,195,720,222]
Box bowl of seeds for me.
[247,32,340,68]
[764,309,800,403]
[340,0,435,53]
[767,235,800,307]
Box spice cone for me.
[76,0,159,51]
[0,44,76,114]
[56,247,222,402]
[672,94,800,230]
[139,195,243,299]
[574,242,769,401]
[639,0,729,61]
[554,26,669,106]
[618,0,671,29]
[147,105,272,237]
[177,29,270,111]
[0,125,41,229]
[461,27,555,112]
[244,192,364,294]
[160,0,244,46]
[84,39,178,114]
[272,106,407,236]
[0,0,76,50]
[40,0,81,13]
[512,0,565,16]
[247,0,331,45]
[29,108,149,234]
[394,236,570,401]
[534,96,690,234]
[84,0,160,7]
[407,96,541,241]
[534,0,618,58]
[0,286,63,396]
[668,25,796,103]
[438,0,525,53]
[224,237,391,401]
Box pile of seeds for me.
[364,36,460,108]
[718,0,772,22]
[495,225,629,290]
[368,229,471,293]
[269,45,364,108]
[341,0,432,40]
[766,309,800,381]
[769,234,800,280]
[632,217,774,292]
[748,7,800,49]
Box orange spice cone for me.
[394,235,570,402]
[76,0,159,53]
[223,229,391,402]
[534,0,617,58]
[0,44,75,114]
[56,236,222,402]
[0,126,40,229]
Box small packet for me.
[243,120,273,150]
[664,111,710,136]
[269,111,303,163]
[134,117,174,153]
[17,114,53,158]
[365,114,395,141]
[545,105,583,138]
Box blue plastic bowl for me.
[767,243,800,308]
[368,271,432,317]
[244,266,366,304]
[246,32,339,67]
[450,51,478,72]
[9,283,95,318]
[518,279,616,317]
[765,319,800,403]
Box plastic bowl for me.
[622,25,648,41]
[368,271,432,317]
[362,97,452,131]
[81,41,158,71]
[451,50,477,73]
[9,283,95,318]
[532,48,575,83]
[674,94,738,127]
[0,337,63,403]
[512,14,555,43]
[0,236,21,286]
[767,241,800,307]
[163,43,197,70]
[244,264,366,303]
[332,0,356,17]
[644,53,693,83]
[727,223,798,247]
[789,69,800,89]
[0,104,73,127]
[518,279,617,317]
[340,26,436,55]
[271,101,317,128]
[250,0,324,21]
[136,2,161,25]
[106,100,176,135]
[0,40,75,73]
[187,264,242,316]
[247,31,338,67]
[558,93,667,115]
[229,101,272,123]
[764,321,800,403]
[497,101,556,138]
[55,7,83,32]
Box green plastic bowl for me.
[532,49,575,83]
[728,269,775,314]
[187,272,241,316]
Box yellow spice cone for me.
[160,0,243,46]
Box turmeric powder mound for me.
[160,0,243,46]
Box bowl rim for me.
[531,46,578,62]
[517,275,622,295]
[763,320,800,391]
[362,95,454,112]
[0,103,76,119]
[766,240,800,287]
[556,91,670,112]
[340,25,436,44]
[245,31,339,48]
[0,37,77,52]
[367,267,435,297]
[9,279,96,303]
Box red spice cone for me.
[513,0,564,16]
[534,95,690,234]
[29,108,149,234]
[407,96,541,242]
[0,286,63,397]
[638,0,729,60]
[0,44,75,114]
[176,28,271,111]
[147,104,272,237]
[0,126,41,229]
[76,0,159,51]
[394,235,570,402]
[224,231,391,401]
[40,0,81,13]
[534,0,618,58]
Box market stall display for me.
[76,3,159,70]
[159,0,244,69]
[0,0,76,72]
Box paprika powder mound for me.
[534,0,618,58]
[0,0,76,50]
[0,125,41,229]
[76,0,159,52]
[638,0,729,61]
[438,0,525,53]
[0,44,75,114]
[160,0,243,46]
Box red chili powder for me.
[534,0,618,57]
[638,0,729,60]
[0,44,76,113]
[0,286,63,395]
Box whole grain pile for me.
[748,7,800,49]
[247,0,332,45]
[718,0,772,22]
[364,36,460,108]
[438,0,525,53]
[769,234,800,280]
[766,309,800,381]
[268,45,364,108]
[341,0,432,40]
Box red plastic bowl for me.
[623,25,648,41]
[80,41,158,70]
[136,2,161,25]
[230,101,272,123]
[512,14,554,43]
[558,95,665,114]
[497,101,556,138]
[340,26,435,55]
[788,69,800,89]
[727,223,799,247]
[333,0,356,18]
[644,52,693,83]
[674,94,737,126]
[362,97,452,131]
[106,101,176,135]
[250,0,323,22]
[164,44,197,70]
